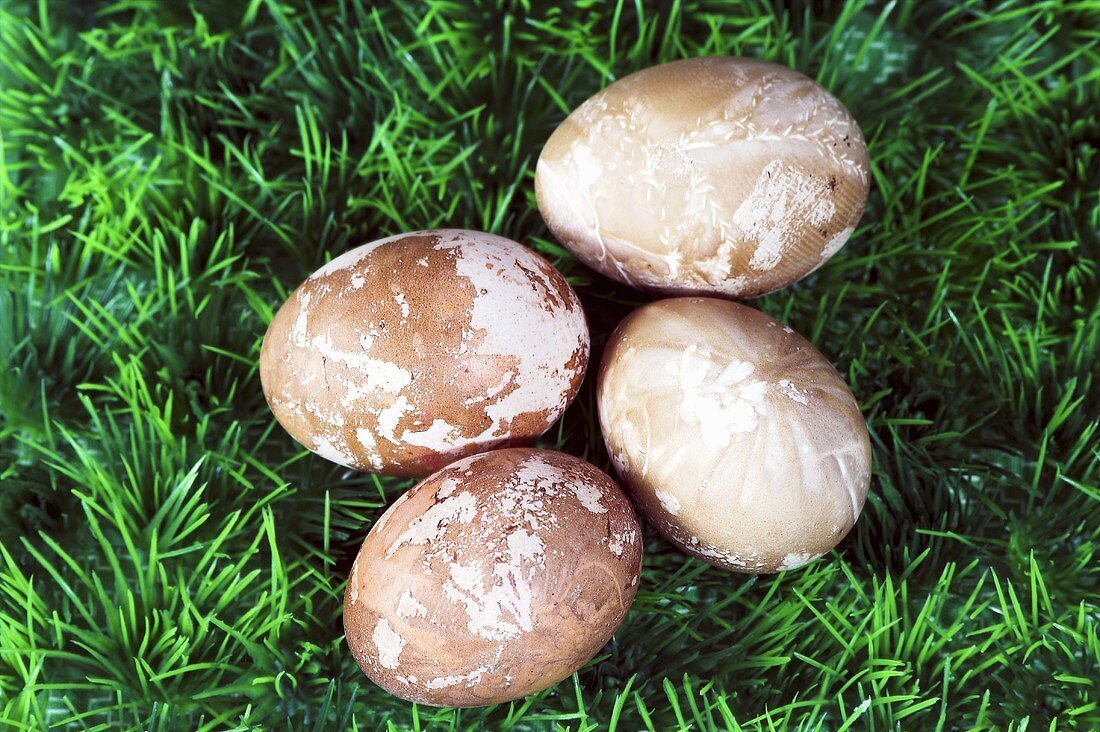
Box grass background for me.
[1,0,1097,729]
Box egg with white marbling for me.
[598,297,871,573]
[536,56,870,299]
[260,230,589,477]
[343,448,642,707]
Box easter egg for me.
[597,297,871,573]
[260,230,589,477]
[343,448,643,706]
[536,57,870,298]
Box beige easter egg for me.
[536,57,870,298]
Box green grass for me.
[1,0,1097,729]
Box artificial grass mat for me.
[1,0,1098,729]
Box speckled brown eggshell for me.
[536,56,871,299]
[259,230,590,477]
[598,297,871,573]
[343,448,643,707]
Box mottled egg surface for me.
[536,56,870,299]
[260,230,590,477]
[598,297,871,573]
[343,448,643,707]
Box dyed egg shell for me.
[536,57,870,299]
[259,230,589,477]
[597,297,871,573]
[343,448,643,707]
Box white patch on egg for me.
[432,456,576,641]
[658,519,769,572]
[353,428,383,469]
[372,618,406,669]
[690,539,761,571]
[394,292,410,318]
[732,161,835,271]
[397,417,512,456]
[511,455,571,502]
[436,478,459,499]
[375,395,413,443]
[654,488,680,516]
[385,491,478,559]
[395,590,428,619]
[311,434,353,467]
[571,141,605,191]
[607,526,637,557]
[610,450,628,475]
[779,552,817,571]
[443,236,588,432]
[442,558,534,641]
[399,419,462,450]
[665,344,767,448]
[507,528,545,559]
[424,650,503,690]
[425,668,485,690]
[341,376,378,404]
[777,378,810,405]
[571,482,607,514]
[310,333,412,392]
[290,291,311,347]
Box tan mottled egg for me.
[343,448,643,707]
[597,297,871,573]
[259,230,590,477]
[536,56,870,299]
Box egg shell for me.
[343,448,643,707]
[260,230,590,477]
[536,56,870,299]
[597,297,871,573]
